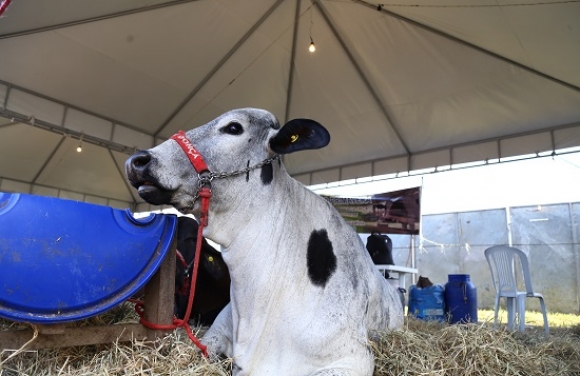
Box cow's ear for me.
[269,119,330,154]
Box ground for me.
[1,306,579,375]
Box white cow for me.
[125,108,403,376]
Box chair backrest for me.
[484,245,535,296]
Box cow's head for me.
[125,108,330,215]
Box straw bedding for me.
[1,304,579,376]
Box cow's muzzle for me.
[125,150,174,205]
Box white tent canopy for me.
[1,0,579,210]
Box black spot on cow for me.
[307,229,337,287]
[260,163,273,185]
[245,160,250,182]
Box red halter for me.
[171,131,209,176]
[170,131,212,227]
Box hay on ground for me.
[373,319,580,376]
[1,306,579,376]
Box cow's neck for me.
[203,162,296,246]
[209,176,321,346]
[204,171,316,287]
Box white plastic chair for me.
[484,245,549,334]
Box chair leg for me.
[517,295,526,333]
[538,297,549,334]
[493,295,500,329]
[506,297,516,331]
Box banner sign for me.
[323,187,421,235]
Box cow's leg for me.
[201,302,233,358]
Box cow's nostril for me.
[131,152,151,169]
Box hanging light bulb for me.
[308,5,316,53]
[76,133,83,153]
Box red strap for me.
[178,189,210,322]
[198,187,211,227]
[129,189,212,357]
[175,249,190,296]
[176,249,188,269]
[171,131,209,174]
[0,0,12,17]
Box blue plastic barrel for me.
[408,284,446,322]
[444,274,478,324]
[0,192,177,323]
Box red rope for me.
[178,187,211,327]
[175,249,191,297]
[176,249,188,269]
[131,132,213,356]
[0,0,12,17]
[130,188,212,357]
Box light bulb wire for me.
[309,3,315,46]
[77,133,84,151]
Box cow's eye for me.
[222,122,244,135]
